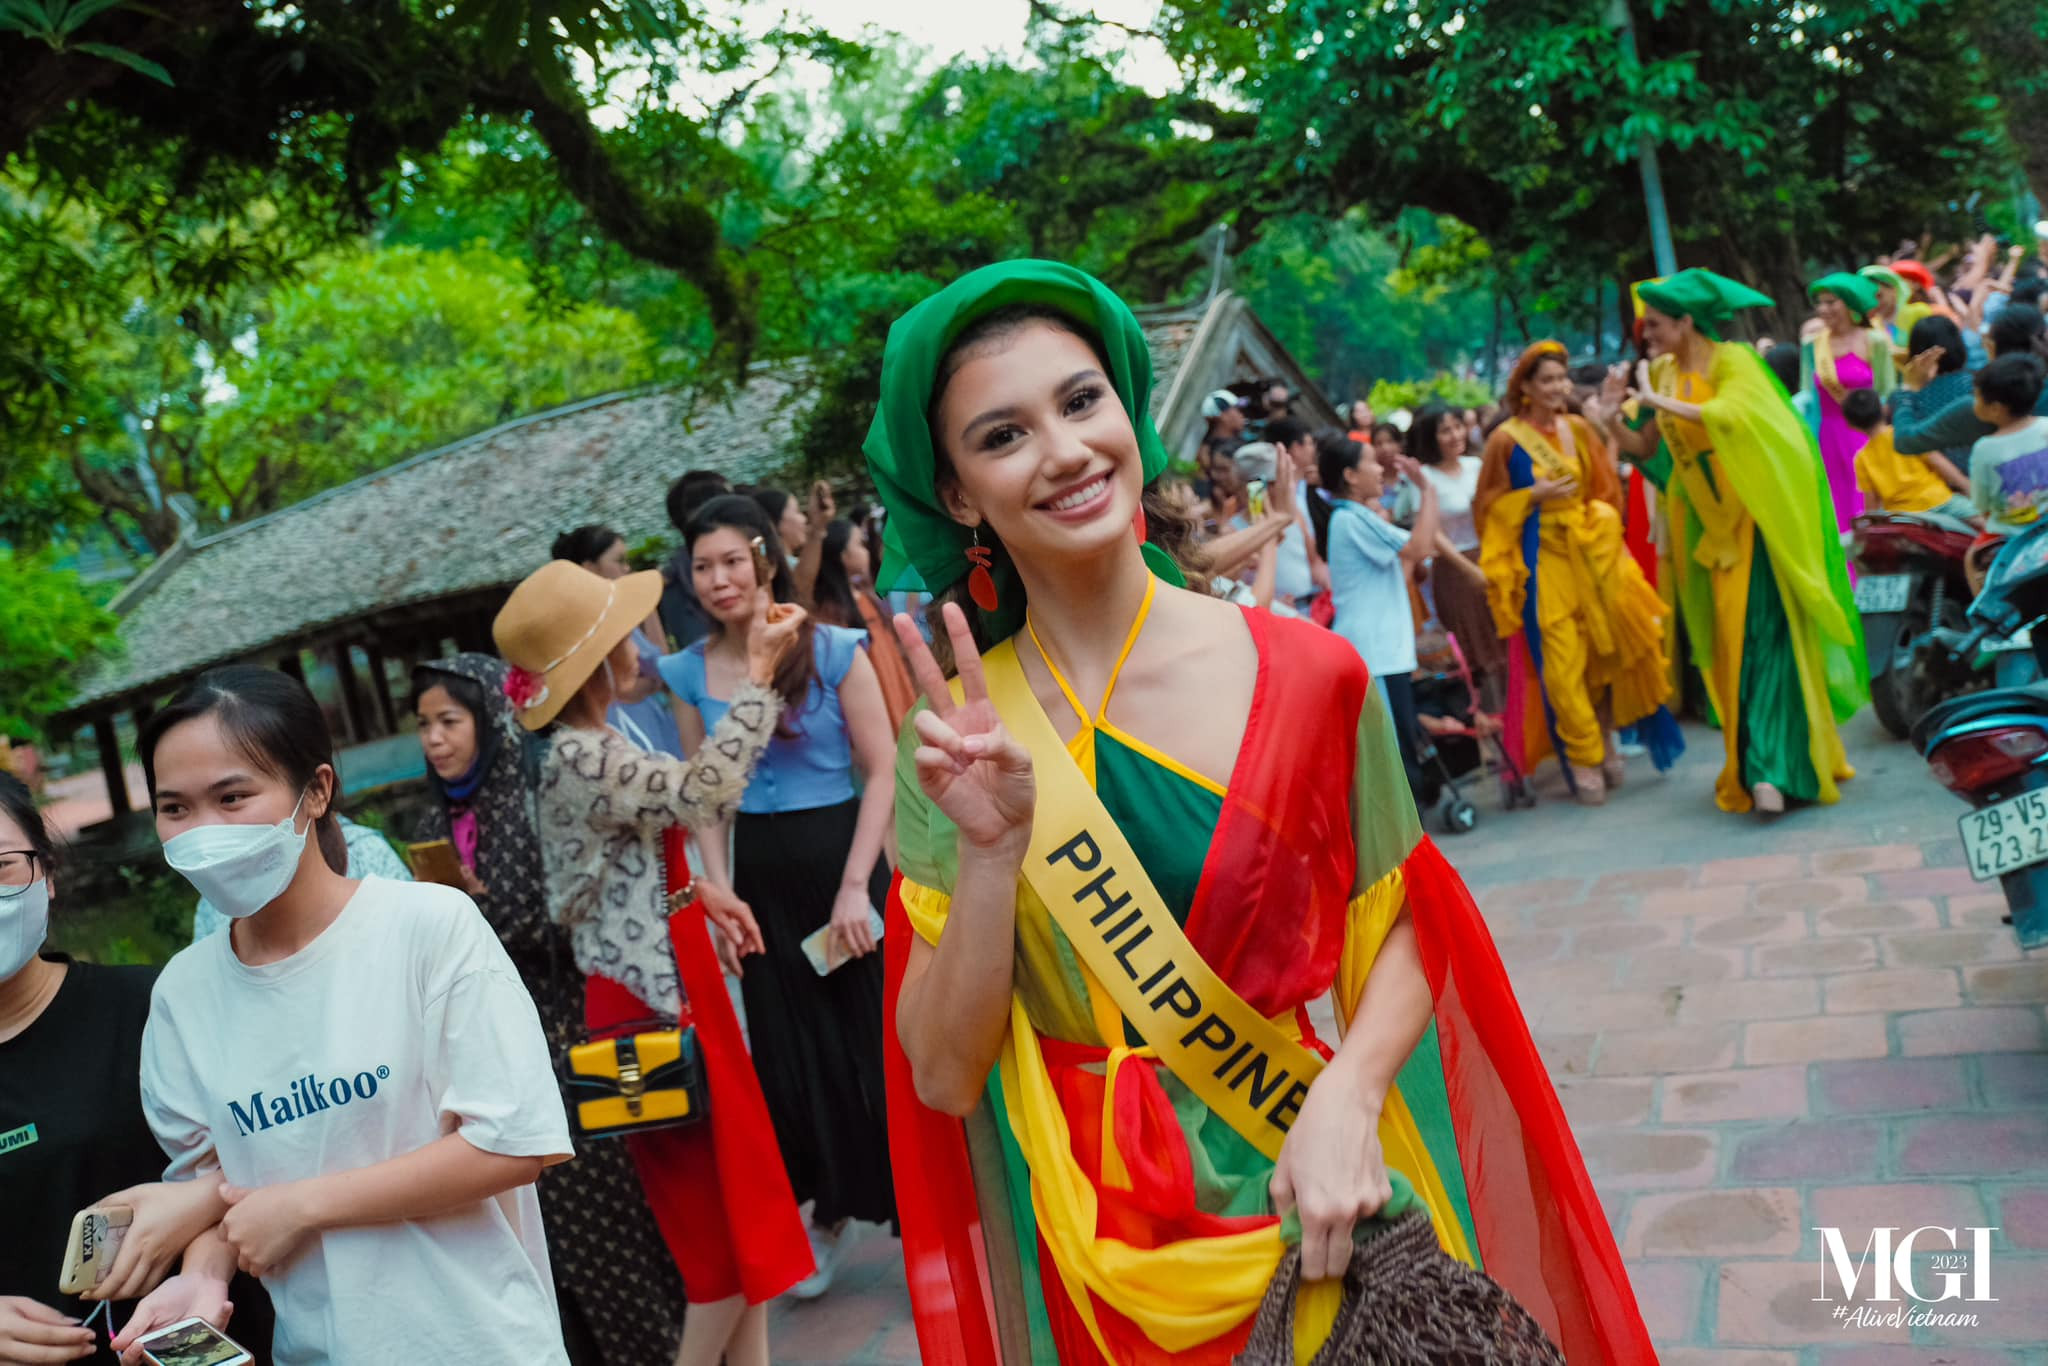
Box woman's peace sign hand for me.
[893,602,1036,859]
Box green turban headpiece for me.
[1810,272,1880,323]
[1635,268,1776,341]
[861,259,1173,643]
[1859,264,1907,307]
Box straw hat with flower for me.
[493,560,663,730]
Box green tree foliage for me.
[2,171,649,552]
[6,0,2038,516]
[200,246,649,521]
[0,548,117,739]
[1049,0,2026,335]
[4,0,879,369]
[1236,211,1540,403]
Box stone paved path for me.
[772,709,2048,1363]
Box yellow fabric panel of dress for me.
[1479,486,1537,637]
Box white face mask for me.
[162,792,311,920]
[0,879,49,980]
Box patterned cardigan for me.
[536,682,781,1016]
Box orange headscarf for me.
[1503,339,1570,415]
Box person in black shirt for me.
[0,774,271,1364]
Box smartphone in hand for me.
[749,535,777,591]
[405,839,466,889]
[138,1317,252,1366]
[57,1204,132,1295]
[800,910,885,975]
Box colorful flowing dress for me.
[881,594,1652,1365]
[1474,414,1682,786]
[1652,347,1868,811]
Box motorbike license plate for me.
[1853,573,1912,614]
[1960,789,2048,880]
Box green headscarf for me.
[1858,264,1906,308]
[861,259,1172,643]
[1635,268,1776,341]
[1809,272,1879,323]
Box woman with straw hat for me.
[494,559,814,1366]
[866,259,1651,1364]
[1598,268,1867,815]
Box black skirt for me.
[733,799,898,1227]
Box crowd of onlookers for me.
[1172,233,2048,806]
[2,467,917,1366]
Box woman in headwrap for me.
[1600,269,1868,814]
[1474,341,1681,805]
[866,260,1651,1364]
[1801,272,1898,532]
[408,654,687,1366]
[1863,262,1940,347]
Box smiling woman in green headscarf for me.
[865,259,1651,1365]
[1799,271,1898,532]
[1603,268,1867,816]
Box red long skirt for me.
[582,841,812,1305]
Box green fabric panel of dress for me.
[892,700,956,891]
[1096,729,1224,1047]
[1668,458,1723,726]
[1167,1068,1291,1217]
[1351,688,1423,896]
[1392,1019,1483,1266]
[1622,409,1676,492]
[1096,730,1222,919]
[986,1073,1062,1365]
[1737,536,1820,800]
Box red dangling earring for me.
[965,526,999,612]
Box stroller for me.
[1408,631,1534,834]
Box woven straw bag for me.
[1234,1211,1565,1365]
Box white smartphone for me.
[57,1204,131,1295]
[800,909,885,975]
[137,1317,253,1366]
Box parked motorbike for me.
[1912,520,2048,949]
[1851,509,1980,739]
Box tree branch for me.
[1024,0,1171,45]
[474,61,753,368]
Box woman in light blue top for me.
[658,494,898,1296]
[1310,430,1439,802]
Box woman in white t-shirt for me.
[116,667,572,1366]
[1396,400,1504,708]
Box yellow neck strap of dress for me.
[1026,573,1158,728]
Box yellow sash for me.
[1502,416,1579,485]
[982,642,1324,1161]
